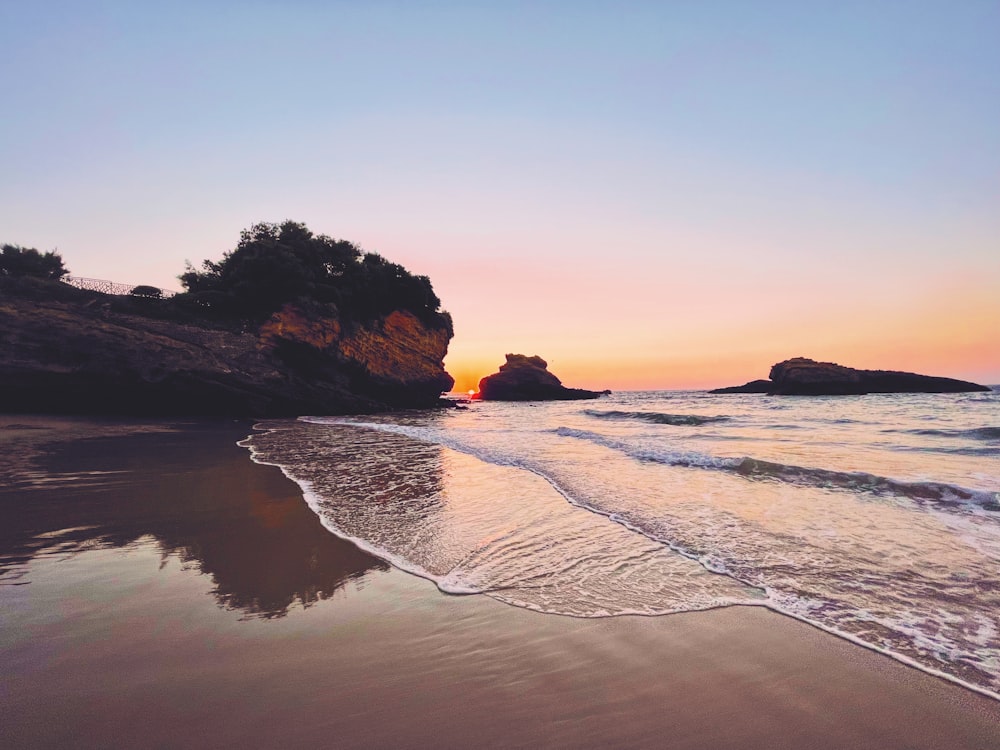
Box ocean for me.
[242,388,1000,699]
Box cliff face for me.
[261,306,453,408]
[0,278,454,416]
[710,357,989,396]
[477,354,608,401]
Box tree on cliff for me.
[0,244,69,280]
[178,221,448,330]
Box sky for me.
[2,1,998,392]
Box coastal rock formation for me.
[476,354,608,401]
[0,277,454,416]
[710,357,989,396]
[707,379,771,395]
[261,305,453,408]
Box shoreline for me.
[247,417,1000,703]
[2,416,999,748]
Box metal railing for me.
[63,276,178,298]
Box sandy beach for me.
[2,417,999,749]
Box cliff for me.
[0,277,454,416]
[476,354,608,401]
[710,357,989,396]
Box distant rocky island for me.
[476,354,609,401]
[0,222,454,416]
[711,357,990,396]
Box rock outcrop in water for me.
[0,276,454,416]
[476,354,608,401]
[710,357,989,396]
[707,379,772,395]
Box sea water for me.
[242,389,1000,698]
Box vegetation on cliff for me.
[0,222,455,416]
[177,221,451,334]
[1,244,69,280]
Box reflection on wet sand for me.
[247,418,758,612]
[0,421,386,617]
[247,420,451,575]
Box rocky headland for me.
[476,354,608,401]
[711,357,989,396]
[0,226,455,417]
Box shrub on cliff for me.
[178,221,449,332]
[0,244,69,280]
[129,285,163,298]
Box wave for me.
[893,426,1000,441]
[554,427,1000,512]
[583,409,730,426]
[908,446,1000,457]
[250,419,763,615]
[270,416,1000,701]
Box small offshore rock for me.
[477,354,608,401]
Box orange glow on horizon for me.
[449,366,490,395]
[444,322,999,392]
[441,274,1000,392]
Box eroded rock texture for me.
[0,278,453,415]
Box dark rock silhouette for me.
[710,357,989,396]
[0,277,453,416]
[476,354,608,401]
[708,379,772,394]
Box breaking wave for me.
[555,427,1000,512]
[583,409,731,426]
[891,426,1000,441]
[275,388,1000,700]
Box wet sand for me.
[2,417,999,749]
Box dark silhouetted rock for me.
[0,276,454,416]
[477,354,608,401]
[711,357,989,396]
[708,379,771,394]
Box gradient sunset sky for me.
[3,2,998,392]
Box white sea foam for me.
[244,389,1000,699]
[239,432,481,595]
